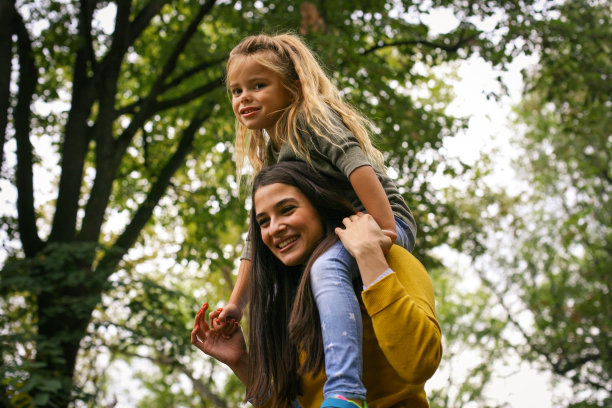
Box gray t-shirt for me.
[241,116,416,260]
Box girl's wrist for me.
[227,302,243,317]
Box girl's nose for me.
[240,89,252,102]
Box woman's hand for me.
[335,213,392,287]
[191,302,247,372]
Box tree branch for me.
[79,1,134,242]
[360,32,478,56]
[151,77,223,114]
[50,0,97,242]
[112,0,217,169]
[114,348,229,407]
[13,4,42,257]
[162,56,227,93]
[81,1,219,242]
[96,103,214,276]
[116,57,226,116]
[0,0,15,171]
[128,0,170,47]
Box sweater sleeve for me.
[315,123,371,178]
[361,245,442,383]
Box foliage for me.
[466,1,612,406]
[2,0,604,407]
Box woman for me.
[191,162,442,408]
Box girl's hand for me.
[191,302,246,369]
[335,213,392,257]
[209,303,242,338]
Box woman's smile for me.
[277,236,298,250]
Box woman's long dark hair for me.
[245,161,356,407]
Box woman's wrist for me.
[354,244,390,287]
[229,350,250,385]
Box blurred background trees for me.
[0,0,609,407]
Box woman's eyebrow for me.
[255,198,297,219]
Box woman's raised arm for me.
[336,213,442,383]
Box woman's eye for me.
[257,218,270,227]
[281,205,296,214]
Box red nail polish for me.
[217,308,223,312]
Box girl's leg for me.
[395,217,415,252]
[310,240,365,402]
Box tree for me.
[0,0,544,406]
[464,1,611,406]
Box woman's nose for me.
[269,219,286,235]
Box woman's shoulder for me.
[386,245,427,277]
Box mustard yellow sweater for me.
[262,245,442,408]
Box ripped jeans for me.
[309,217,414,401]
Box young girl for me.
[211,33,417,408]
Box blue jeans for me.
[310,217,414,401]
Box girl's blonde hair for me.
[226,33,385,182]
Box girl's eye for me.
[231,88,242,96]
[254,83,266,89]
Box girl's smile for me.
[228,56,293,140]
[254,183,324,266]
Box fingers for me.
[209,307,221,324]
[192,302,210,347]
[191,324,200,346]
[221,319,240,338]
[194,302,209,328]
[340,212,369,228]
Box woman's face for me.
[254,183,324,266]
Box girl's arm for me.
[211,259,252,334]
[228,258,252,313]
[349,165,397,245]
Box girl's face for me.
[254,183,324,267]
[228,55,293,141]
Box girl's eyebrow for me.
[255,197,297,219]
[230,76,269,88]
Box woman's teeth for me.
[278,237,298,249]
